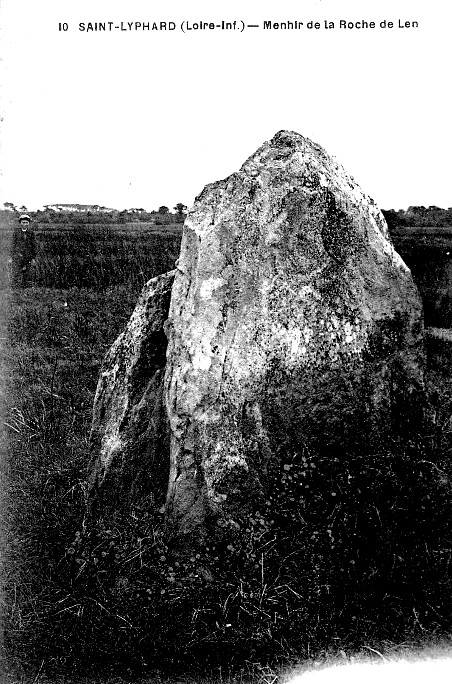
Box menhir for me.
[87,131,425,548]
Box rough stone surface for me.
[163,130,425,543]
[87,270,175,519]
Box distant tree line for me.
[3,203,188,226]
[5,202,452,230]
[382,206,452,230]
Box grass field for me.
[2,212,452,682]
[0,214,184,679]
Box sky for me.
[0,0,450,212]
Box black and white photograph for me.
[1,0,452,681]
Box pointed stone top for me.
[240,130,362,201]
[192,130,387,241]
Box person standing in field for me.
[11,214,37,288]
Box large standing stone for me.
[86,131,425,551]
[163,130,424,544]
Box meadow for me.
[0,214,183,680]
[2,212,452,683]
